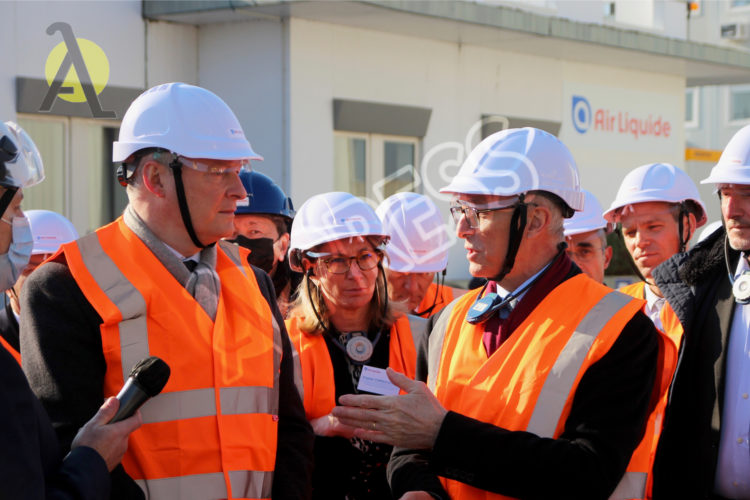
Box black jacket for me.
[652,225,735,499]
[0,342,111,500]
[0,293,19,354]
[388,269,659,500]
[20,256,314,500]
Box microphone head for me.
[129,356,171,397]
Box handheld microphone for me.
[109,356,171,423]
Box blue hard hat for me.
[235,169,295,220]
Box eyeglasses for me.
[306,249,383,274]
[450,198,521,229]
[176,156,249,176]
[151,151,249,176]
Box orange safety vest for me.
[615,281,683,500]
[427,274,644,500]
[416,282,454,317]
[62,218,281,499]
[0,334,20,365]
[286,315,417,419]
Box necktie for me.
[482,296,517,357]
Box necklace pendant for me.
[346,336,374,362]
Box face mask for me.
[0,215,33,292]
[229,235,276,275]
[271,255,291,296]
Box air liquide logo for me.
[40,22,115,118]
[571,94,671,140]
[572,95,592,134]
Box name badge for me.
[356,366,399,395]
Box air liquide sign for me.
[563,83,680,154]
[572,95,672,139]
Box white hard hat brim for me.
[701,166,750,186]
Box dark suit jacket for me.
[653,226,735,499]
[0,293,20,354]
[0,341,111,500]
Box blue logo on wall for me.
[572,95,592,134]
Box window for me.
[16,115,121,235]
[729,85,750,123]
[16,116,67,215]
[334,132,419,203]
[685,87,699,128]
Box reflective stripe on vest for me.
[609,471,648,500]
[527,290,635,438]
[286,314,417,419]
[67,218,279,499]
[430,275,644,500]
[76,232,149,381]
[136,470,273,500]
[427,298,461,393]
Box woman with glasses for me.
[286,191,417,500]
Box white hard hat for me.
[702,124,750,185]
[25,209,78,255]
[289,192,388,271]
[440,127,584,215]
[376,192,449,273]
[0,121,45,189]
[563,190,608,237]
[112,82,262,162]
[603,162,707,227]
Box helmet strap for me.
[169,156,207,249]
[378,262,389,321]
[0,187,18,220]
[677,202,689,253]
[491,194,528,283]
[414,269,445,317]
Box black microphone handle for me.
[109,377,150,423]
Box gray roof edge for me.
[364,0,750,69]
[143,0,750,69]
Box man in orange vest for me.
[333,127,659,500]
[602,163,706,499]
[21,83,313,499]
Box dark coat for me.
[0,341,111,499]
[652,225,736,499]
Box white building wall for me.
[146,21,198,88]
[287,17,685,280]
[198,19,289,191]
[1,0,145,121]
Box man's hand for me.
[332,368,447,449]
[310,413,357,438]
[71,397,143,471]
[400,492,436,500]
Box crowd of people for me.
[2,81,750,500]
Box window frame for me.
[685,87,699,129]
[727,84,750,125]
[333,131,421,203]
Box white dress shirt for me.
[715,254,750,499]
[644,284,666,332]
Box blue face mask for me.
[0,215,33,292]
